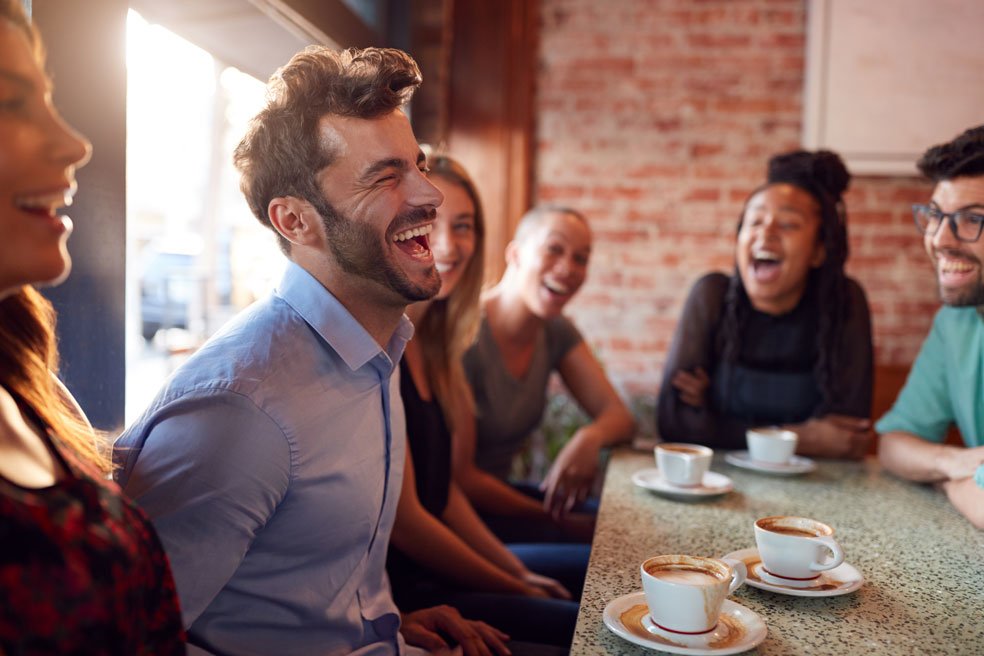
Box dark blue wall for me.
[33,0,128,431]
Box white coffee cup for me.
[640,555,747,634]
[754,516,845,582]
[655,443,713,487]
[746,427,798,464]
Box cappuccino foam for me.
[648,567,721,586]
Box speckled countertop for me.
[572,449,984,655]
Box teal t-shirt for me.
[876,307,984,447]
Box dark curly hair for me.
[233,47,422,253]
[917,125,984,182]
[718,150,852,416]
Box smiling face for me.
[429,174,477,300]
[923,176,984,306]
[0,19,91,298]
[509,210,591,318]
[736,183,825,315]
[312,109,443,305]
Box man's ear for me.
[269,197,321,248]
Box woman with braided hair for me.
[657,149,874,458]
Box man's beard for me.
[940,280,984,307]
[308,193,440,303]
[935,249,984,307]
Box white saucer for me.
[724,451,816,475]
[603,592,767,655]
[632,468,734,499]
[722,548,864,597]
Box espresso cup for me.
[754,516,845,582]
[655,443,713,487]
[746,427,797,464]
[640,555,747,634]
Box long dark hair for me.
[718,150,851,415]
[0,288,108,472]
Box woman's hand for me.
[540,429,602,518]
[519,571,572,600]
[401,606,511,656]
[671,367,710,408]
[792,415,873,459]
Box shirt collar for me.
[275,262,414,371]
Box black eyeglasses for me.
[912,203,984,243]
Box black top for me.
[399,359,451,516]
[387,359,453,599]
[656,272,873,449]
[0,398,185,654]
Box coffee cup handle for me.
[809,536,845,572]
[721,558,747,594]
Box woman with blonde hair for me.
[0,1,184,650]
[388,152,586,649]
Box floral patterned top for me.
[0,410,185,655]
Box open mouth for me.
[750,250,782,283]
[14,189,74,218]
[938,254,979,285]
[542,280,574,299]
[435,261,457,274]
[392,224,434,259]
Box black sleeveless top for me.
[387,360,454,600]
[398,359,451,516]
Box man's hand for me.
[941,476,984,529]
[540,430,602,518]
[520,571,572,600]
[671,367,710,408]
[938,444,984,481]
[793,415,873,459]
[401,606,511,656]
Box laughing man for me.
[877,125,984,529]
[115,47,509,654]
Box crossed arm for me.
[879,432,984,529]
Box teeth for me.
[392,223,434,243]
[544,282,570,295]
[15,190,74,212]
[752,250,781,262]
[435,262,454,273]
[940,258,975,273]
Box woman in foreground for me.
[0,2,184,651]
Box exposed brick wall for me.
[534,0,937,397]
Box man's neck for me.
[294,256,406,349]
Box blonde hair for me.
[415,153,486,428]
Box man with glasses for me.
[877,125,984,529]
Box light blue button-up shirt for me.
[115,262,413,656]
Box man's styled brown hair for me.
[233,46,422,253]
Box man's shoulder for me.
[137,295,338,418]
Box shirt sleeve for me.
[657,273,749,449]
[827,278,874,417]
[115,390,291,628]
[548,315,585,366]
[875,310,954,442]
